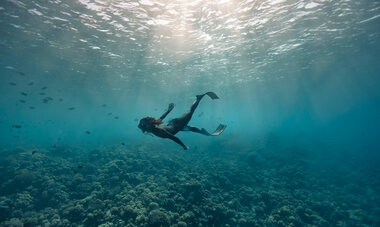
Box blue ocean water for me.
[0,0,379,226]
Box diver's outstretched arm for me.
[153,126,188,150]
[159,103,174,121]
[167,134,189,150]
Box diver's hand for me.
[168,103,175,111]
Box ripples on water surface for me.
[1,0,379,87]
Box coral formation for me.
[0,140,379,226]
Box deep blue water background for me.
[0,0,380,225]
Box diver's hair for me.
[140,117,163,131]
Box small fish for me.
[46,97,53,100]
[101,104,107,107]
[134,119,138,122]
[59,98,63,102]
[53,144,56,148]
[19,100,26,103]
[8,82,16,86]
[41,86,47,90]
[20,92,27,96]
[149,166,153,170]
[42,97,51,103]
[28,82,34,86]
[12,125,22,128]
[77,165,83,169]
[114,116,119,119]
[73,170,78,174]
[108,113,112,115]
[39,92,46,95]
[121,142,125,146]
[198,112,204,117]
[361,132,365,136]
[86,131,90,134]
[17,71,25,76]
[68,107,75,110]
[32,150,37,155]
[29,106,35,109]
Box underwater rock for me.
[181,182,204,203]
[23,216,38,227]
[177,221,187,227]
[83,212,97,226]
[135,214,148,224]
[148,210,170,227]
[0,200,10,222]
[120,205,138,221]
[12,169,35,190]
[50,214,62,226]
[50,145,74,156]
[2,218,23,227]
[149,202,159,211]
[63,204,85,222]
[179,211,195,224]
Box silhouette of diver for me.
[138,92,227,150]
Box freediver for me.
[138,92,227,150]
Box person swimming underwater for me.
[138,92,227,150]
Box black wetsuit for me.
[143,92,226,149]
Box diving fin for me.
[205,91,219,100]
[211,124,227,136]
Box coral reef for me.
[0,140,379,226]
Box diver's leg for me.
[182,125,211,136]
[182,124,227,136]
[173,95,206,129]
[171,92,219,133]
